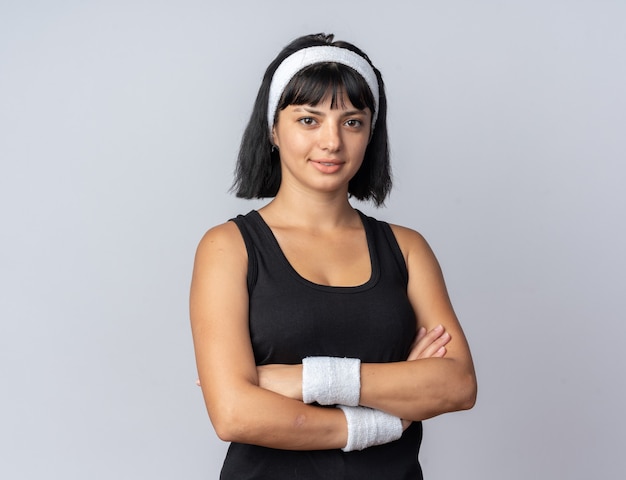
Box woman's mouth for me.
[310,159,344,174]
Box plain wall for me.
[1,1,624,478]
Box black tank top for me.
[220,210,423,480]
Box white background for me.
[1,1,624,478]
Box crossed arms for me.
[190,221,477,450]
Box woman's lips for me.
[310,159,344,173]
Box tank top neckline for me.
[248,209,380,292]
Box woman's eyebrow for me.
[342,109,368,116]
[292,106,324,115]
[293,106,368,116]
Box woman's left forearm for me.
[358,357,477,421]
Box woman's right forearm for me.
[206,382,348,450]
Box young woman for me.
[190,33,477,479]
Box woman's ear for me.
[271,126,279,148]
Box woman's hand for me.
[406,325,451,361]
[257,364,303,401]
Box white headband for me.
[267,46,380,135]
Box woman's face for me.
[272,91,371,197]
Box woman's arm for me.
[190,222,348,450]
[256,226,477,422]
[256,324,451,401]
[357,225,477,420]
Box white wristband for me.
[337,405,403,452]
[302,357,361,406]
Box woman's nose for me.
[318,122,341,152]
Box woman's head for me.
[233,33,391,206]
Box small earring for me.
[271,145,278,153]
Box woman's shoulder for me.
[387,223,428,247]
[387,223,437,266]
[357,211,432,260]
[200,219,241,241]
[195,218,247,264]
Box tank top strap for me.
[357,212,409,287]
[230,212,259,293]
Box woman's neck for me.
[260,189,360,230]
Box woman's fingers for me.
[415,326,427,344]
[407,325,451,360]
[420,330,451,359]
[432,346,447,358]
[405,327,426,361]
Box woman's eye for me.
[345,119,362,128]
[299,117,316,126]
